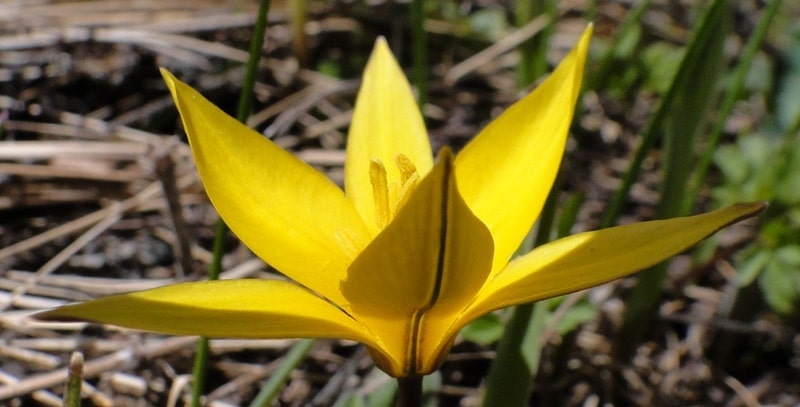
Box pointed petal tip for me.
[374,36,388,47]
[30,308,73,322]
[159,68,178,89]
[159,68,188,107]
[732,201,768,219]
[345,33,433,225]
[158,67,171,78]
[583,23,594,37]
[574,24,593,65]
[460,201,768,323]
[370,36,392,61]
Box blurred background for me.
[0,0,798,406]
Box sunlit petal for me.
[462,202,766,321]
[454,26,592,276]
[37,280,375,345]
[345,38,433,232]
[162,70,370,305]
[341,149,494,376]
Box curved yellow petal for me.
[345,38,433,232]
[453,26,592,276]
[341,149,494,376]
[35,280,374,345]
[161,70,370,306]
[462,202,766,321]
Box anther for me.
[369,159,391,229]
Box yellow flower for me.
[37,26,764,377]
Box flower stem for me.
[397,376,423,407]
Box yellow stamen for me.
[369,159,391,229]
[394,153,420,212]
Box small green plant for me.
[712,21,800,318]
[714,133,800,316]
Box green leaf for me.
[775,27,800,131]
[468,9,510,41]
[334,392,366,407]
[760,256,800,315]
[422,372,443,407]
[714,144,749,184]
[640,42,684,93]
[776,141,800,203]
[460,312,505,345]
[614,0,733,355]
[776,245,800,266]
[737,249,770,286]
[552,300,597,336]
[364,370,397,407]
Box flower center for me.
[368,153,419,229]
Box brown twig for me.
[153,139,193,279]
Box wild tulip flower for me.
[38,26,763,380]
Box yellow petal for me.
[341,149,494,376]
[345,38,433,232]
[453,26,592,276]
[36,280,374,344]
[462,202,766,321]
[161,70,370,306]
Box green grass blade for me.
[237,0,272,124]
[290,0,308,66]
[686,0,781,207]
[481,302,546,406]
[601,0,730,228]
[64,352,83,407]
[515,0,556,86]
[659,2,730,217]
[613,0,732,356]
[589,0,652,90]
[249,339,315,407]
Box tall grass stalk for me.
[515,0,556,86]
[289,0,308,66]
[601,0,730,227]
[64,352,83,407]
[611,0,732,356]
[589,0,652,90]
[686,0,780,208]
[248,339,315,407]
